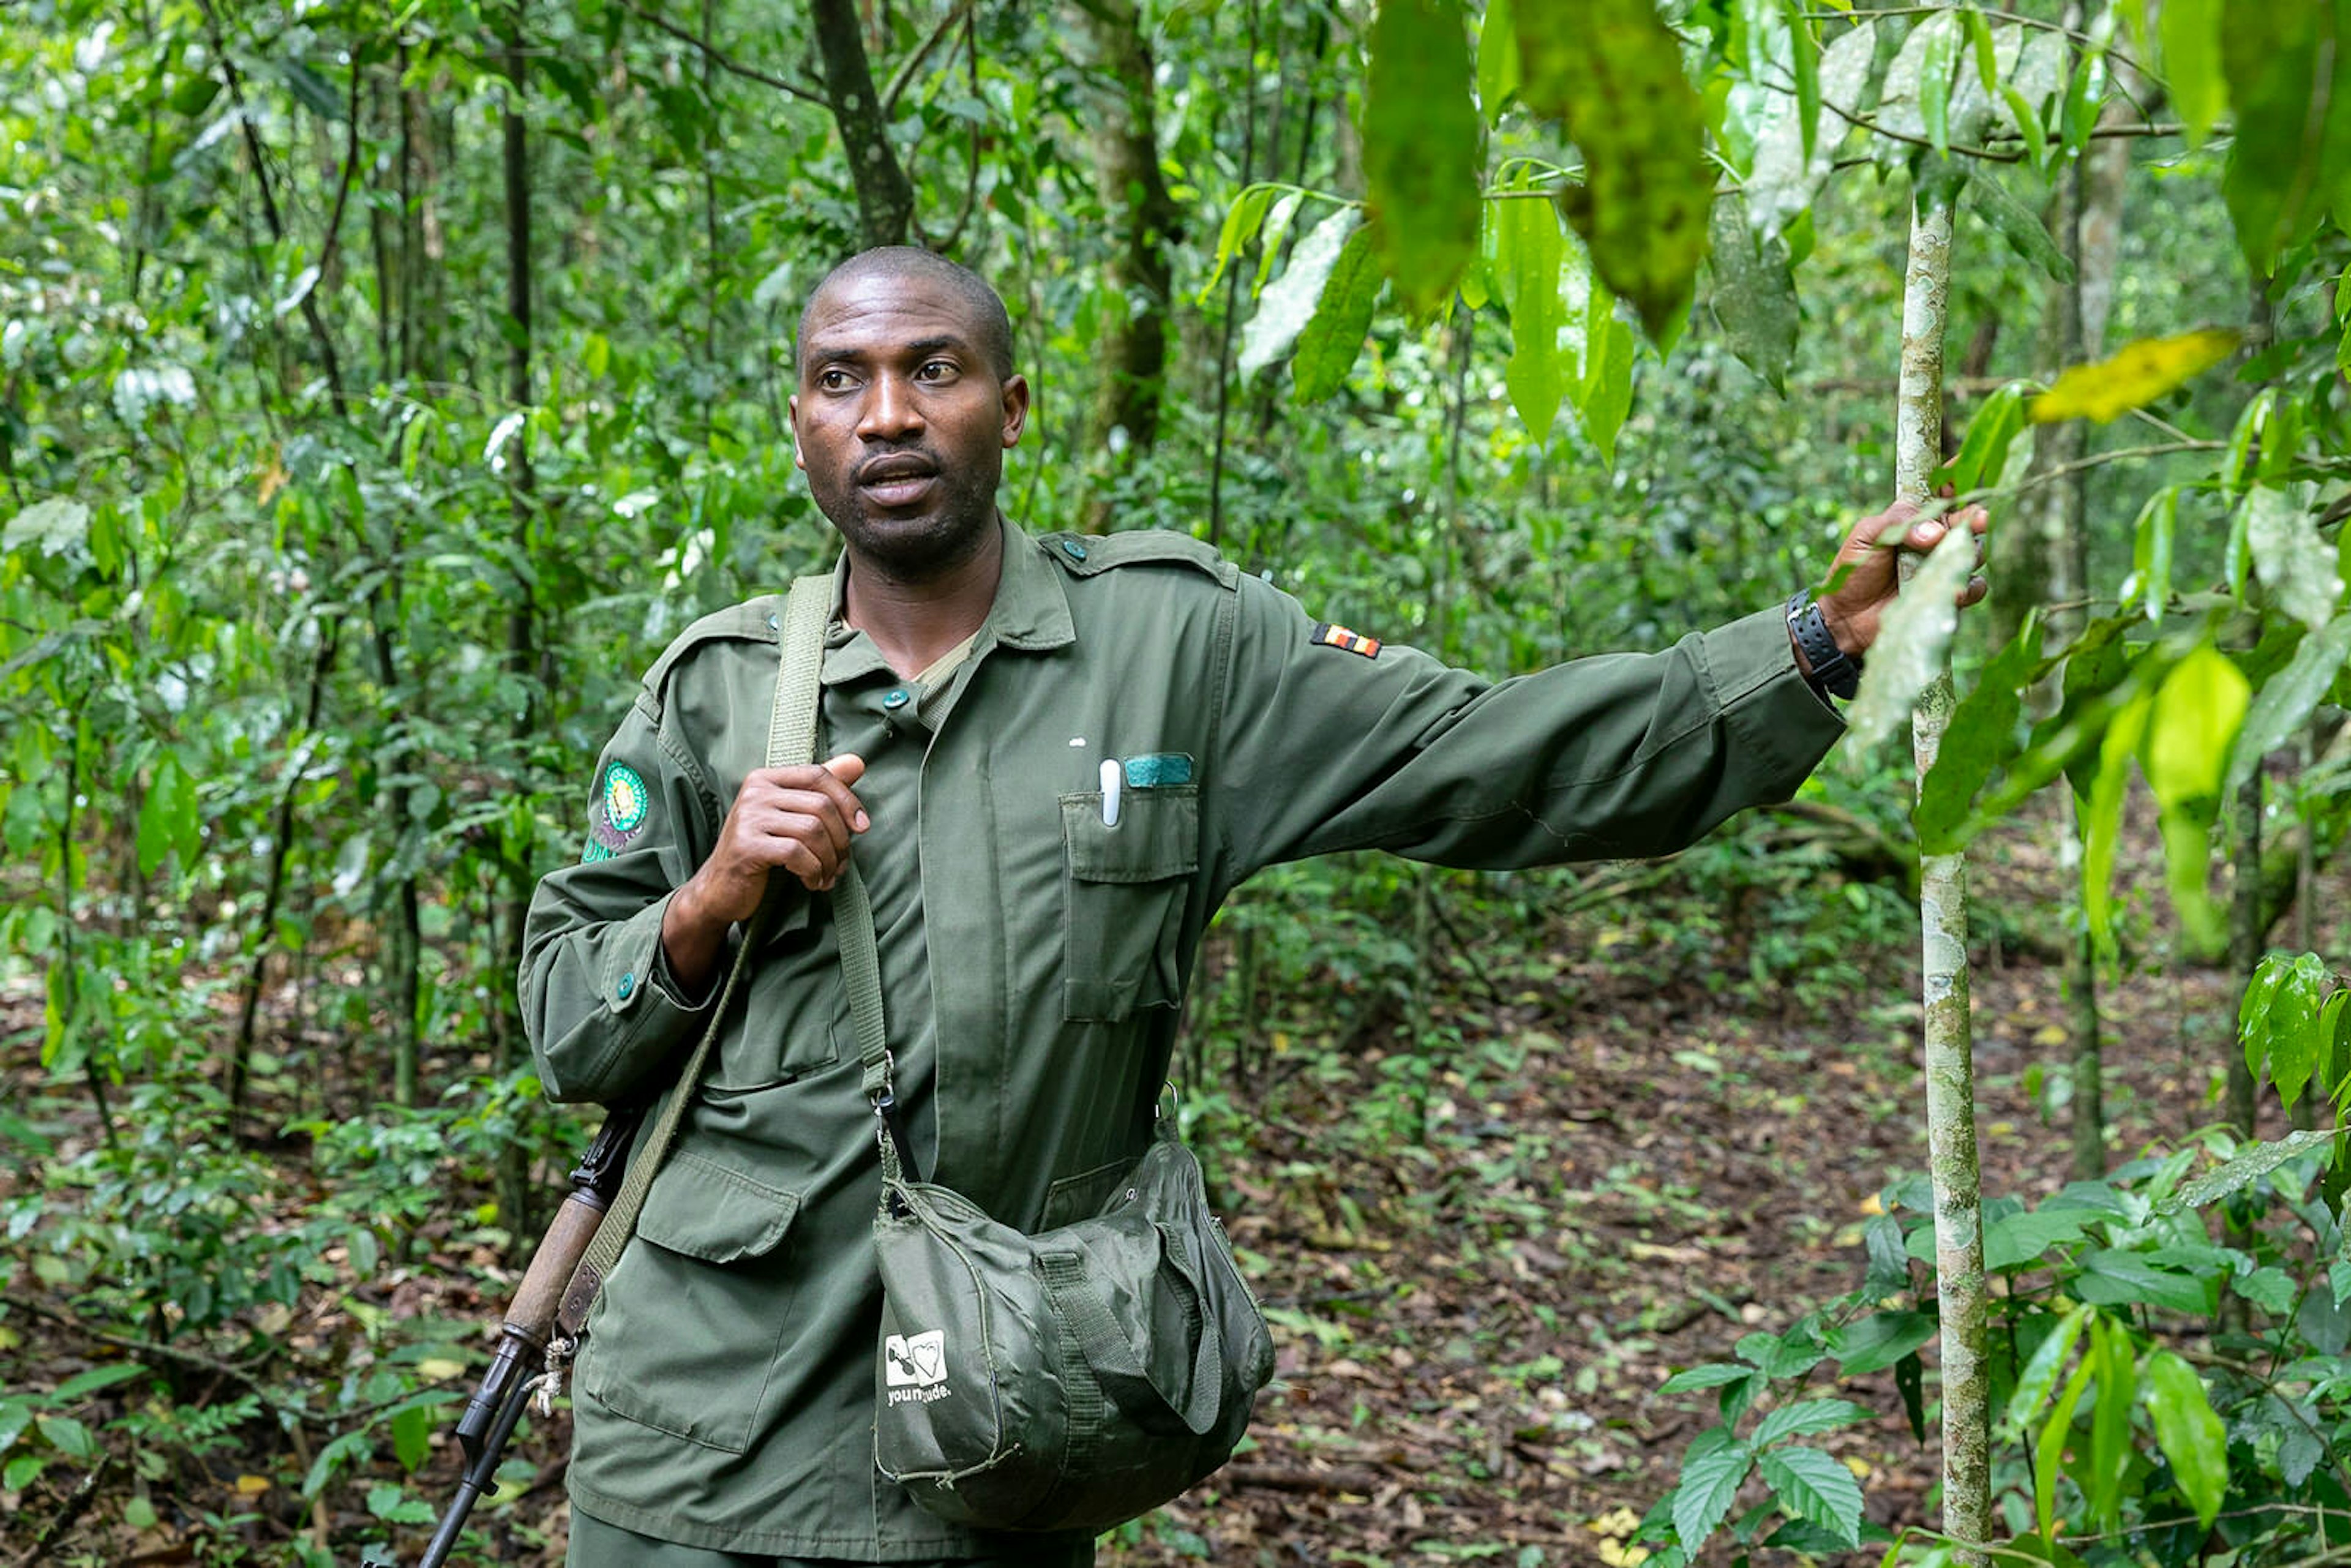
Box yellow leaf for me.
[1597,1542,1651,1567]
[1845,1455,1873,1479]
[1859,1192,1886,1215]
[1589,1506,1644,1536]
[416,1357,467,1382]
[234,1474,272,1496]
[257,452,290,505]
[2033,1024,2068,1046]
[2030,329,2239,424]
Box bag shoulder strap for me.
[563,576,833,1320]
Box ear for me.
[999,374,1030,449]
[788,394,806,472]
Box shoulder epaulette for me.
[1040,530,1238,588]
[640,593,788,696]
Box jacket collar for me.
[820,517,1076,685]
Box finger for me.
[1962,505,1990,535]
[1958,575,1990,607]
[820,752,868,789]
[1906,517,1951,551]
[768,801,855,864]
[749,764,869,836]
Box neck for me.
[840,517,1006,677]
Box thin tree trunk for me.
[495,3,542,1234]
[1076,0,1182,531]
[1206,0,1262,549]
[1897,162,1990,1564]
[811,0,915,248]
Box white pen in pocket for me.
[1098,757,1122,827]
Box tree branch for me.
[880,0,975,120]
[617,0,827,105]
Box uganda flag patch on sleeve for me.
[1311,622,1382,659]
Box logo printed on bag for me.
[885,1330,951,1403]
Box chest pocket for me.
[1059,787,1198,1022]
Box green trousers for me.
[565,1509,1095,1567]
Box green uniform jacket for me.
[521,524,1844,1559]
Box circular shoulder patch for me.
[603,763,651,836]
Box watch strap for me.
[1785,591,1861,701]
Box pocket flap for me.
[1061,788,1199,883]
[636,1149,800,1264]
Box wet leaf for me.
[1292,225,1385,403]
[1747,21,1876,238]
[2030,329,2239,424]
[2169,1128,2336,1212]
[2246,484,2344,629]
[1516,0,1712,339]
[1239,209,1361,377]
[1477,0,1520,121]
[1967,168,2074,283]
[2228,612,2351,795]
[1495,186,1566,443]
[3,498,92,558]
[1843,524,1975,757]
[1708,195,1798,392]
[1365,0,1483,318]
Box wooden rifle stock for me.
[416,1108,641,1568]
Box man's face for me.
[790,271,1029,580]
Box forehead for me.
[799,271,984,363]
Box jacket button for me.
[1061,538,1088,561]
[767,613,780,629]
[883,689,910,710]
[616,972,635,1000]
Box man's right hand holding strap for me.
[661,754,869,994]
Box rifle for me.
[417,1108,641,1568]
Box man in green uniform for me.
[522,247,1987,1567]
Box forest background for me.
[4,0,2350,1564]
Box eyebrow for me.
[804,333,973,371]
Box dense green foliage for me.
[4,0,2350,1563]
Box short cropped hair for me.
[795,247,1016,383]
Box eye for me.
[916,359,957,382]
[817,368,853,391]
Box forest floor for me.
[0,794,2309,1568]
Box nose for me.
[857,371,925,442]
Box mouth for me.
[855,453,939,508]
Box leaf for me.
[2131,487,2178,621]
[2246,485,2344,630]
[2229,612,2351,795]
[1365,0,1483,318]
[1291,225,1384,402]
[1477,0,1520,121]
[2164,1128,2337,1211]
[1747,21,1875,238]
[1843,523,1976,756]
[1516,0,1713,339]
[1757,1446,1864,1548]
[1239,209,1362,377]
[2142,643,2249,809]
[136,755,198,878]
[1577,302,1636,467]
[2086,1319,2139,1530]
[1914,612,2039,855]
[2161,0,2225,148]
[2222,2,2351,274]
[1203,184,1281,299]
[301,1430,370,1499]
[2234,1266,2300,1316]
[1918,11,1959,152]
[1496,188,1567,443]
[2036,1357,2093,1542]
[391,1402,433,1474]
[1708,195,1798,392]
[1672,1437,1753,1553]
[2153,1354,2219,1523]
[1963,7,1998,96]
[1939,383,2030,495]
[277,58,346,122]
[2074,1250,2219,1315]
[2030,329,2240,424]
[1828,1310,1938,1375]
[50,1363,147,1401]
[1660,1362,1757,1392]
[2006,1305,2090,1431]
[1788,0,1820,161]
[1984,1207,2090,1270]
[3,498,92,558]
[1752,1398,1872,1446]
[1967,170,2075,283]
